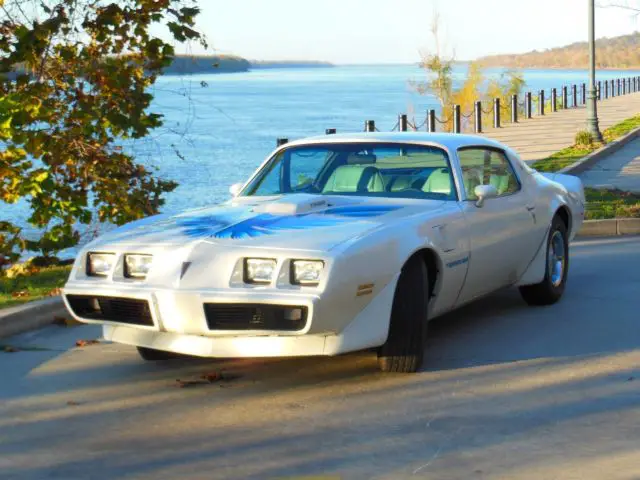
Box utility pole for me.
[587,0,603,142]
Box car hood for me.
[86,194,448,252]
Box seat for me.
[490,174,510,195]
[422,168,453,196]
[322,165,385,193]
[388,176,413,192]
[462,167,482,199]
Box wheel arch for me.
[402,247,441,302]
[555,205,571,236]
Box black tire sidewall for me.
[544,217,569,297]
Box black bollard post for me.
[364,120,375,132]
[552,88,557,112]
[511,94,518,123]
[494,98,500,128]
[474,101,482,133]
[399,114,408,132]
[525,92,532,118]
[581,83,586,104]
[605,80,609,99]
[597,81,601,100]
[539,90,545,115]
[453,105,461,133]
[562,86,568,109]
[326,128,336,135]
[572,85,577,107]
[427,110,436,133]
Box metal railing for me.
[275,75,640,144]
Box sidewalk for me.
[481,92,640,162]
[579,135,640,192]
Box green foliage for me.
[0,0,206,264]
[575,130,594,146]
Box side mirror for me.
[229,183,243,197]
[474,184,498,208]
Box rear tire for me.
[137,346,180,361]
[519,216,569,306]
[378,256,429,373]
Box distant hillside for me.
[251,60,334,69]
[162,55,334,75]
[163,54,250,74]
[479,32,640,69]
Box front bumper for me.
[103,324,331,357]
[62,279,398,357]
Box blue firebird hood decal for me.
[173,205,400,240]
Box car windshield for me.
[242,142,456,200]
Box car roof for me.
[284,132,508,151]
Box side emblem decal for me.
[446,256,469,269]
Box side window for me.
[458,148,520,200]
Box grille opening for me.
[66,295,153,326]
[204,304,307,331]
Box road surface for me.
[1,236,639,480]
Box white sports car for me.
[63,133,585,372]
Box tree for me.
[413,14,524,131]
[0,0,206,265]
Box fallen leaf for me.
[175,371,240,388]
[53,316,82,327]
[175,379,209,388]
[75,339,100,347]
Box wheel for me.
[136,346,180,361]
[378,256,430,373]
[519,216,569,306]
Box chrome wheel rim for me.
[548,230,566,287]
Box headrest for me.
[346,153,376,165]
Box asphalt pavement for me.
[1,236,639,480]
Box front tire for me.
[137,346,180,361]
[378,257,430,373]
[519,216,569,306]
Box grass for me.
[584,187,640,220]
[531,114,640,220]
[0,265,71,309]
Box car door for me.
[455,146,538,304]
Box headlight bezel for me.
[243,258,278,285]
[86,252,116,277]
[290,259,324,286]
[124,254,153,279]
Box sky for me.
[173,0,640,64]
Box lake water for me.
[5,64,640,247]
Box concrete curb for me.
[559,126,640,175]
[576,218,640,237]
[0,296,69,339]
